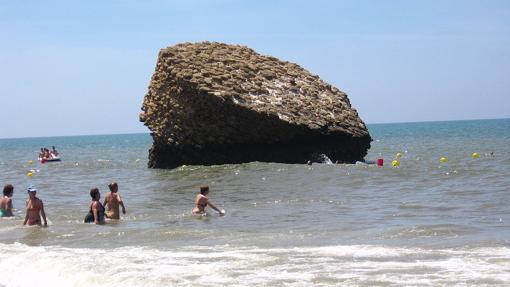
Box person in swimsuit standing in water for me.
[23,185,47,226]
[85,188,105,224]
[192,186,225,216]
[103,182,126,219]
[0,184,14,217]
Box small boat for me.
[39,157,61,162]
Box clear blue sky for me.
[1,0,509,138]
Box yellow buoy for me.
[396,152,403,159]
[27,172,33,177]
[391,160,400,167]
[28,160,33,164]
[471,152,479,159]
[439,157,448,163]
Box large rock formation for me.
[140,42,371,169]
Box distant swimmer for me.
[1,184,14,217]
[192,186,225,216]
[44,148,50,159]
[51,146,59,157]
[84,188,105,224]
[103,182,126,219]
[23,185,47,226]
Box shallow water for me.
[0,119,509,286]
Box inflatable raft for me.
[39,157,61,162]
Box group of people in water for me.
[0,184,48,225]
[0,182,126,226]
[1,183,224,226]
[38,146,59,160]
[84,182,126,224]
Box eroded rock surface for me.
[140,42,371,168]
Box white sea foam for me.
[318,154,333,164]
[0,243,509,286]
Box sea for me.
[0,118,509,286]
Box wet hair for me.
[108,182,118,192]
[90,188,100,199]
[200,185,209,195]
[3,184,13,196]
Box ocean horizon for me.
[2,117,508,140]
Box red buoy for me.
[377,158,384,167]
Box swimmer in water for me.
[192,186,225,216]
[103,182,126,220]
[23,185,47,226]
[50,145,59,157]
[84,188,105,224]
[1,184,14,217]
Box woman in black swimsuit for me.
[84,188,105,224]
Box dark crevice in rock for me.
[149,133,371,169]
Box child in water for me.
[192,186,225,216]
